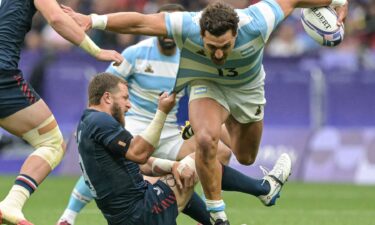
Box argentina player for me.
[62,0,348,224]
[0,0,123,224]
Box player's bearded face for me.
[111,102,125,127]
[158,37,176,50]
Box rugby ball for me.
[301,7,344,47]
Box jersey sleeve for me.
[243,0,285,42]
[164,11,195,49]
[105,46,136,80]
[91,113,133,155]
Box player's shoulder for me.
[82,109,118,130]
[236,8,255,28]
[123,37,156,56]
[132,37,156,49]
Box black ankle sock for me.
[221,165,270,196]
[182,192,211,225]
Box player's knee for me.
[195,131,219,153]
[22,115,65,169]
[217,145,232,165]
[235,153,256,165]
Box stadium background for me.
[0,0,374,224]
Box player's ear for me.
[103,91,112,104]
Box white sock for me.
[1,185,30,210]
[59,209,78,225]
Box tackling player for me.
[0,0,123,224]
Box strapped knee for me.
[22,115,65,169]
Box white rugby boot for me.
[258,153,292,206]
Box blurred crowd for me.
[24,0,375,70]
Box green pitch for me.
[0,176,374,225]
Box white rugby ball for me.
[301,7,344,47]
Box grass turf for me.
[0,176,374,225]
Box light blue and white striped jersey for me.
[106,37,183,124]
[165,0,284,91]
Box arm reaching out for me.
[276,0,348,24]
[35,0,123,65]
[61,4,168,36]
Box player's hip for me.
[189,79,266,124]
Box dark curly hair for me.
[200,1,239,37]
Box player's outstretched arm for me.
[61,5,168,36]
[125,92,177,163]
[276,0,348,22]
[34,0,123,65]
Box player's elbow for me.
[132,153,150,164]
[47,13,65,28]
[126,148,152,164]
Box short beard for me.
[158,37,176,50]
[111,102,125,127]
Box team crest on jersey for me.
[144,64,154,73]
[153,186,163,195]
[255,105,262,116]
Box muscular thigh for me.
[225,116,263,164]
[175,138,195,161]
[188,80,229,138]
[158,174,194,213]
[0,99,54,137]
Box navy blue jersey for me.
[77,109,149,221]
[0,0,36,70]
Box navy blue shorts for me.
[103,180,178,225]
[142,180,178,225]
[0,70,40,118]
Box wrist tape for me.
[91,14,108,30]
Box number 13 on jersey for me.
[217,68,239,77]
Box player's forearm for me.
[141,157,176,176]
[95,12,168,36]
[48,13,86,46]
[35,0,85,46]
[126,136,155,164]
[49,15,102,57]
[277,0,347,17]
[36,0,101,57]
[293,0,345,8]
